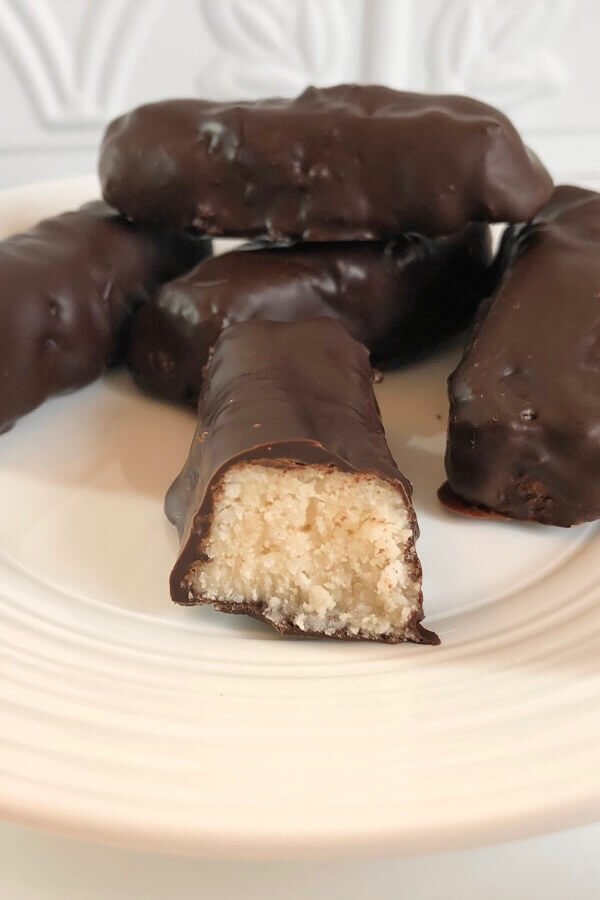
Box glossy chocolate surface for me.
[0,201,207,431]
[444,185,600,526]
[166,318,437,643]
[128,224,492,407]
[100,85,552,240]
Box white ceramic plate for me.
[0,177,598,859]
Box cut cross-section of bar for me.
[166,318,437,644]
[188,464,421,639]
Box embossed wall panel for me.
[0,0,597,188]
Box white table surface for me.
[1,819,598,899]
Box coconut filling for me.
[186,463,422,638]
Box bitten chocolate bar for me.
[128,224,492,407]
[166,318,437,644]
[0,201,208,432]
[442,186,600,527]
[100,85,552,240]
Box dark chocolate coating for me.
[0,201,209,431]
[443,185,600,527]
[128,224,492,407]
[166,318,437,644]
[100,85,552,240]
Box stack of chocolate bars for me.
[1,85,598,645]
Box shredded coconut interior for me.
[188,463,421,638]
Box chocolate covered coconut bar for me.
[166,318,437,643]
[100,85,552,240]
[128,224,492,407]
[442,186,600,526]
[0,201,208,432]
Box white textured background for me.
[0,0,598,188]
